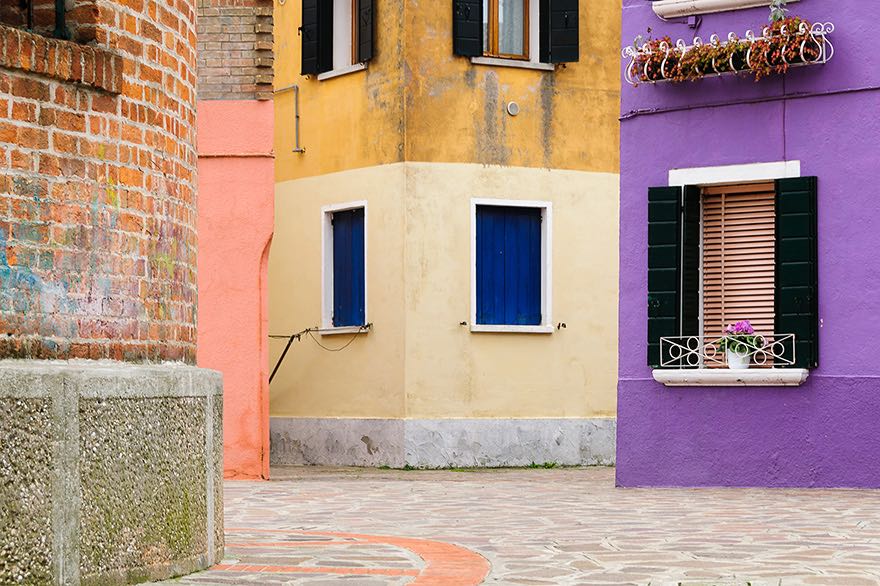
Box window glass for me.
[498,0,525,56]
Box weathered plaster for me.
[197,99,274,480]
[273,0,621,181]
[270,417,616,468]
[269,163,619,421]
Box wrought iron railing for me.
[13,0,67,39]
[622,21,834,86]
[658,334,797,369]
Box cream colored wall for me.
[269,164,407,418]
[270,162,619,419]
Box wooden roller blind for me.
[702,182,776,342]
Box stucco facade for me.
[617,0,880,487]
[271,0,621,466]
[196,0,274,479]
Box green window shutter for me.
[452,0,483,57]
[357,0,374,63]
[681,186,701,342]
[775,176,819,369]
[648,186,682,367]
[300,0,333,75]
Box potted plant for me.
[719,321,759,370]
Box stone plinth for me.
[0,361,223,585]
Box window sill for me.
[651,0,799,19]
[470,57,555,72]
[317,63,367,81]
[653,368,810,387]
[319,325,369,336]
[471,324,554,334]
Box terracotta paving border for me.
[220,528,489,585]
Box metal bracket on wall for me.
[274,84,306,153]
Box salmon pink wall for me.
[197,100,274,479]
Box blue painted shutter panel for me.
[476,206,542,326]
[332,208,365,327]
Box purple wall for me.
[618,0,880,487]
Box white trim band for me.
[669,161,801,186]
[652,0,800,19]
[653,368,810,387]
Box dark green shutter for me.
[648,186,682,367]
[681,186,701,341]
[453,0,483,57]
[357,0,374,63]
[540,0,579,64]
[301,0,320,75]
[775,176,819,368]
[301,0,333,75]
[317,0,334,73]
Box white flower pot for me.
[727,349,751,370]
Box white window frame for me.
[317,0,368,81]
[470,198,553,334]
[654,160,809,387]
[321,200,368,335]
[471,0,556,71]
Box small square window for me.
[322,203,366,330]
[471,200,552,333]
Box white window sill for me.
[470,57,555,72]
[653,368,810,387]
[319,325,369,336]
[651,0,799,19]
[317,62,367,81]
[471,324,554,334]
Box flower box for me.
[622,17,834,86]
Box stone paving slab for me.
[162,467,880,585]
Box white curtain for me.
[498,0,525,55]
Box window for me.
[471,200,552,333]
[647,177,818,370]
[301,0,374,77]
[453,0,579,65]
[322,203,366,330]
[482,0,529,59]
[701,182,776,343]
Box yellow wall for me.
[270,163,619,418]
[274,0,621,180]
[270,0,621,420]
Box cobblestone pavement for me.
[166,467,880,585]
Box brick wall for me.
[1,0,100,43]
[0,0,199,362]
[197,0,273,100]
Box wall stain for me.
[539,72,557,168]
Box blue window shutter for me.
[476,206,542,326]
[332,208,365,327]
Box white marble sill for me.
[651,0,799,19]
[471,56,555,72]
[319,326,369,336]
[653,368,810,387]
[317,62,367,81]
[471,324,554,334]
